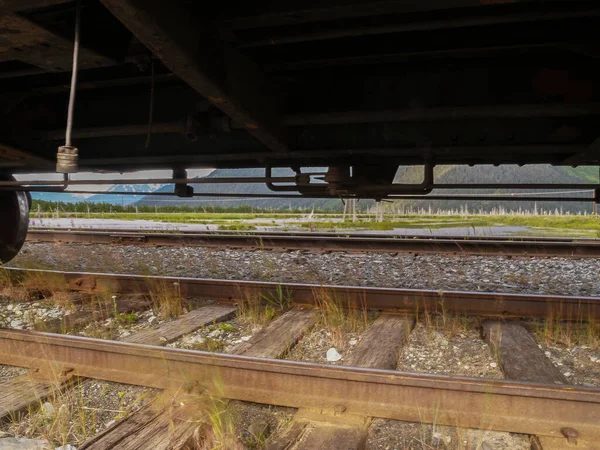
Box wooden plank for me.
[122,304,235,346]
[268,314,413,450]
[344,315,413,369]
[235,309,316,359]
[266,421,309,450]
[87,307,311,449]
[482,321,568,384]
[0,371,76,420]
[0,305,232,421]
[292,424,367,450]
[80,305,234,449]
[79,394,204,450]
[99,0,289,153]
[532,434,591,450]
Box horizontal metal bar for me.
[5,268,600,320]
[38,122,185,140]
[0,328,598,443]
[25,229,600,258]
[7,189,595,201]
[31,103,600,141]
[431,184,600,189]
[266,43,557,72]
[386,195,594,202]
[0,176,308,187]
[239,8,600,48]
[16,189,318,198]
[282,104,600,126]
[76,145,585,167]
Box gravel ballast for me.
[11,243,600,296]
[4,241,599,449]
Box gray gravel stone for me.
[11,243,600,297]
[0,437,51,450]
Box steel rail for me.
[26,228,600,257]
[0,328,598,446]
[28,227,600,242]
[4,268,600,320]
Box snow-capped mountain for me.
[84,183,169,205]
[31,183,169,205]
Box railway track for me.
[26,227,600,257]
[1,268,599,449]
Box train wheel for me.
[0,175,30,264]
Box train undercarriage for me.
[1,0,600,262]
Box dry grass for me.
[77,293,132,339]
[236,287,286,329]
[202,397,244,450]
[416,294,479,339]
[313,287,369,349]
[46,291,77,312]
[0,269,72,305]
[534,308,600,349]
[148,280,184,319]
[0,284,31,303]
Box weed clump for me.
[236,285,291,328]
[535,308,600,349]
[313,288,369,349]
[148,280,184,319]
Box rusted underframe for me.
[98,0,289,153]
[76,145,585,167]
[219,0,566,29]
[25,229,600,258]
[0,175,307,187]
[0,143,54,169]
[281,104,600,126]
[5,268,600,320]
[237,8,600,48]
[0,14,115,72]
[0,328,598,445]
[0,0,70,15]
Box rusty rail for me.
[4,268,600,320]
[26,228,600,257]
[0,328,598,446]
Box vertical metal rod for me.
[65,0,81,147]
[145,59,155,148]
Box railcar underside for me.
[1,0,600,261]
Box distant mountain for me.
[136,165,599,212]
[85,183,168,205]
[31,182,169,205]
[135,168,344,210]
[32,165,600,213]
[392,165,597,212]
[31,191,89,204]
